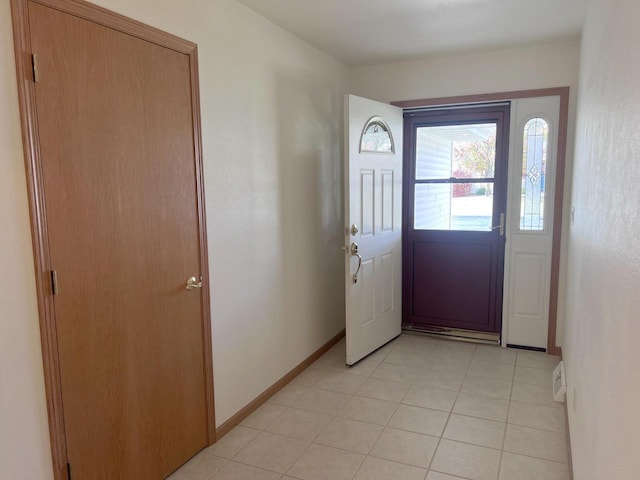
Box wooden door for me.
[24,2,212,478]
[345,95,403,365]
[403,105,510,334]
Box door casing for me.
[10,0,215,478]
[393,87,570,354]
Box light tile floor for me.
[168,334,570,480]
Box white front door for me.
[344,95,403,365]
[503,96,561,348]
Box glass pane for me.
[414,182,494,231]
[416,123,497,180]
[520,118,548,230]
[360,117,394,153]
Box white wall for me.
[0,0,348,478]
[564,0,640,478]
[349,41,581,348]
[0,1,54,477]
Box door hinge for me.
[31,54,39,82]
[51,270,59,296]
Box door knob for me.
[185,276,203,290]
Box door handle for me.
[491,213,505,236]
[185,276,203,290]
[350,242,362,284]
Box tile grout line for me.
[423,342,478,477]
[496,348,519,480]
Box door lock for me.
[491,213,505,236]
[349,223,359,236]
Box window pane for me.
[360,117,394,153]
[415,123,497,180]
[520,118,548,230]
[415,182,494,231]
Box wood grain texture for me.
[393,87,570,355]
[11,0,214,478]
[215,329,346,440]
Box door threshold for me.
[402,325,500,345]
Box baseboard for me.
[214,328,346,440]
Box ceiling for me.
[236,0,588,66]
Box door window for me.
[520,117,549,231]
[413,123,497,231]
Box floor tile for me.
[240,404,287,430]
[387,404,449,437]
[514,366,550,386]
[433,340,477,357]
[508,401,566,433]
[511,382,561,408]
[314,369,367,394]
[287,444,364,480]
[503,424,568,463]
[356,377,410,403]
[499,452,570,480]
[371,362,422,383]
[467,361,515,382]
[413,370,465,391]
[394,334,439,352]
[460,376,512,400]
[443,414,505,449]
[266,408,332,441]
[424,360,470,377]
[402,384,458,412]
[345,357,382,376]
[366,341,396,362]
[353,456,427,480]
[207,426,260,458]
[315,417,383,454]
[169,449,227,480]
[313,352,347,370]
[426,472,468,480]
[292,387,350,415]
[338,395,398,425]
[384,348,430,367]
[453,393,509,422]
[292,365,332,386]
[473,346,517,366]
[234,432,308,473]
[268,384,310,407]
[369,427,438,468]
[431,439,500,480]
[210,461,282,480]
[516,351,561,371]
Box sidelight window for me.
[520,118,549,230]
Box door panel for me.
[403,106,510,334]
[28,3,208,478]
[345,95,403,365]
[503,96,560,348]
